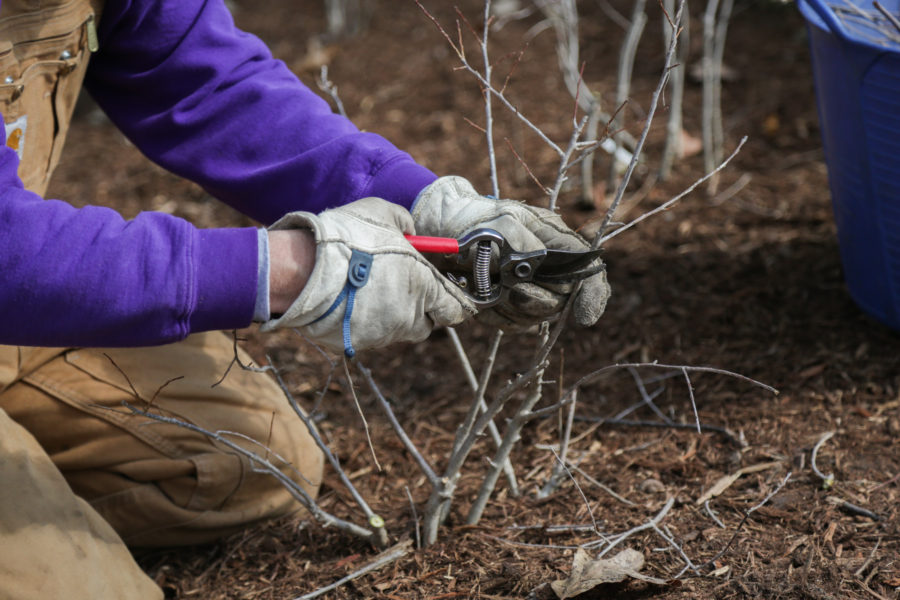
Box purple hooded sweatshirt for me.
[0,0,437,348]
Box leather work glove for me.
[261,198,476,356]
[412,176,610,328]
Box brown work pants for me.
[0,332,325,600]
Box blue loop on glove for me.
[313,250,374,358]
[348,250,372,287]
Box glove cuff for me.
[259,211,342,333]
[259,199,476,355]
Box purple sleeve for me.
[0,140,259,347]
[1,0,438,347]
[84,0,438,224]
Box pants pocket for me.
[1,332,324,546]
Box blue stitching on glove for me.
[312,250,373,358]
[316,287,348,323]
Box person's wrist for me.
[268,228,316,315]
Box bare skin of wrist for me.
[268,229,316,315]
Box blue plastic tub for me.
[797,0,900,329]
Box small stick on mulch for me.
[576,416,746,448]
[826,496,883,521]
[702,471,792,570]
[853,537,882,579]
[294,540,412,600]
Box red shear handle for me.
[404,234,460,254]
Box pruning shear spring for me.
[405,229,604,308]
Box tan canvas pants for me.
[0,409,163,599]
[0,332,325,599]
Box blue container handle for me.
[798,0,853,42]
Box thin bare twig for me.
[548,115,590,210]
[481,0,500,198]
[446,328,519,495]
[505,137,550,194]
[466,326,550,525]
[549,448,602,535]
[608,0,647,192]
[102,353,144,402]
[343,357,381,471]
[711,0,734,193]
[567,461,638,507]
[449,330,504,463]
[569,360,778,399]
[535,0,635,208]
[596,0,633,29]
[854,537,882,579]
[405,486,422,550]
[296,541,412,600]
[683,367,701,433]
[424,331,540,544]
[595,496,676,557]
[653,523,701,575]
[536,357,577,499]
[422,353,550,541]
[629,366,673,423]
[660,0,689,179]
[121,400,375,541]
[500,40,530,94]
[416,0,563,155]
[212,331,275,388]
[317,65,348,119]
[577,417,745,448]
[292,329,338,415]
[873,1,900,34]
[703,471,792,568]
[596,0,686,241]
[269,359,389,546]
[869,471,900,492]
[702,0,733,194]
[355,361,440,487]
[599,136,748,244]
[462,116,487,133]
[704,500,727,528]
[611,386,664,419]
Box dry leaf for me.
[696,461,782,505]
[799,363,826,379]
[696,472,742,505]
[551,548,666,599]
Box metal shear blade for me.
[452,228,603,307]
[499,247,605,286]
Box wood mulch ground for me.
[49,0,899,598]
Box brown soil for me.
[48,0,900,598]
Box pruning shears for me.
[405,229,604,308]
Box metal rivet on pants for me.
[60,50,72,60]
[3,76,13,84]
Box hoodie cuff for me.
[188,227,258,334]
[364,159,438,211]
[253,228,271,321]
